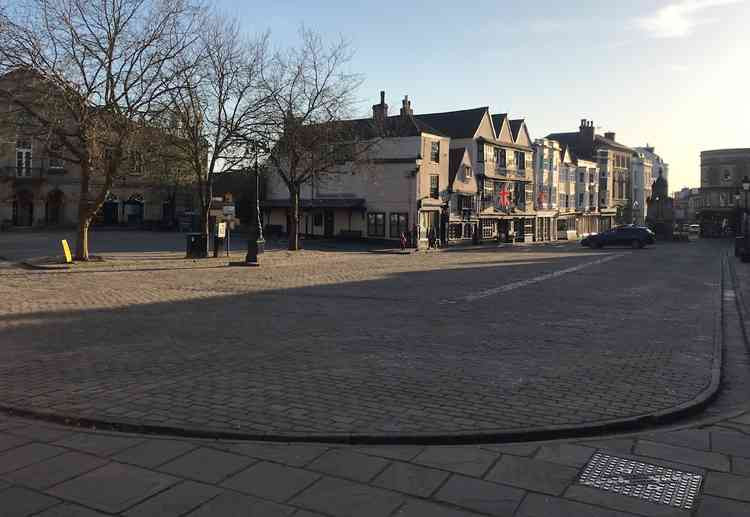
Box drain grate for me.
[578,452,702,510]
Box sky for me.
[216,0,750,190]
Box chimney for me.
[577,118,595,159]
[400,95,413,117]
[604,131,616,141]
[372,90,388,121]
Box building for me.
[548,120,636,230]
[446,147,479,243]
[413,108,535,243]
[0,69,192,229]
[697,148,750,236]
[533,138,600,239]
[631,152,653,225]
[635,145,669,185]
[646,171,674,239]
[262,93,450,247]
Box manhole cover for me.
[578,452,702,510]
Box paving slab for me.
[157,447,255,484]
[642,429,711,450]
[222,461,320,503]
[35,503,110,516]
[563,484,690,517]
[0,433,30,453]
[47,462,179,514]
[372,461,450,497]
[709,430,750,457]
[1,451,107,490]
[52,433,144,457]
[306,449,390,483]
[634,440,730,471]
[433,474,525,516]
[534,443,595,467]
[484,455,579,496]
[393,499,484,516]
[696,495,750,517]
[412,446,498,477]
[291,476,404,517]
[0,442,66,474]
[112,439,198,468]
[516,492,638,517]
[225,443,329,467]
[123,480,222,517]
[702,471,750,501]
[183,490,295,517]
[0,486,60,517]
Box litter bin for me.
[186,233,207,258]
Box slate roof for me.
[509,119,524,141]
[343,114,447,139]
[413,107,488,139]
[491,114,508,137]
[448,147,467,188]
[546,131,635,161]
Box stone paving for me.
[0,238,721,438]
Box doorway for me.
[324,209,334,237]
[45,190,64,225]
[13,190,34,226]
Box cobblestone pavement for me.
[0,237,722,438]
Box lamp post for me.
[245,141,267,266]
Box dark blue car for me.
[581,225,655,249]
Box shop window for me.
[367,212,385,236]
[389,212,408,238]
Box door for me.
[103,201,119,225]
[324,210,334,237]
[13,191,33,226]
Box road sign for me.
[60,239,72,263]
[223,205,236,217]
[216,222,227,238]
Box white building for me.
[631,152,654,225]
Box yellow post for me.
[61,239,73,263]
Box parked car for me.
[689,224,700,234]
[581,226,655,249]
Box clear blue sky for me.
[219,0,750,190]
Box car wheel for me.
[631,239,644,249]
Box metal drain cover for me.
[578,452,702,510]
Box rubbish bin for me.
[186,233,207,258]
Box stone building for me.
[646,171,674,239]
[0,69,193,229]
[697,148,750,236]
[547,120,636,230]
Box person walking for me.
[400,231,407,251]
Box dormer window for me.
[464,165,473,179]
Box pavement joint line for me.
[443,252,628,304]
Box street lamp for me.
[245,141,267,266]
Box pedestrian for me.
[400,231,407,250]
[427,227,436,249]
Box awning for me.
[261,198,366,209]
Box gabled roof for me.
[413,107,487,139]
[546,131,635,160]
[491,114,507,136]
[448,147,467,188]
[314,113,447,140]
[509,119,523,141]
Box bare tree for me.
[0,0,200,259]
[166,16,269,256]
[262,29,371,251]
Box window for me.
[578,193,584,207]
[430,141,440,162]
[367,212,385,236]
[723,169,732,181]
[496,149,506,171]
[464,165,472,179]
[313,213,323,227]
[429,175,439,198]
[458,195,474,212]
[579,172,584,182]
[48,142,63,169]
[16,139,31,177]
[389,212,408,238]
[515,151,525,170]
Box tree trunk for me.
[200,203,210,257]
[74,162,92,261]
[289,187,300,251]
[74,214,90,261]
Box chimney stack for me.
[604,131,616,141]
[577,118,595,159]
[372,90,388,121]
[400,95,413,117]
